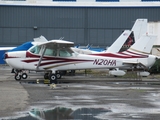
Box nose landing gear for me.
[13,69,28,81]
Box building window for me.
[142,0,160,1]
[96,0,119,2]
[1,0,26,1]
[53,0,76,1]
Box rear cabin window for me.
[59,48,72,57]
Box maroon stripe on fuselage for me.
[90,53,130,58]
[26,52,40,58]
[35,59,92,66]
[90,52,147,58]
[24,51,93,66]
[124,50,148,57]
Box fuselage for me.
[4,51,123,71]
[4,46,157,73]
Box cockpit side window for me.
[44,48,57,56]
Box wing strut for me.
[36,45,46,70]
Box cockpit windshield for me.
[30,45,41,54]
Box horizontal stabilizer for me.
[129,34,157,54]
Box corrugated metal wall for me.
[0,5,160,47]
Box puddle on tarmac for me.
[13,107,111,120]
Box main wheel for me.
[44,73,49,79]
[49,73,57,84]
[15,74,22,81]
[22,73,28,79]
[56,73,61,79]
[56,72,62,79]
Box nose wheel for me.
[14,70,28,81]
[15,73,22,81]
[21,73,28,79]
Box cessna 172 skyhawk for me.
[4,33,157,83]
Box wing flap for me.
[123,60,138,65]
[123,60,148,69]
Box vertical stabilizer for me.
[129,34,157,54]
[131,19,148,41]
[34,35,48,42]
[106,30,132,53]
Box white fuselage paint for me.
[5,50,157,73]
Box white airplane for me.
[2,19,149,79]
[4,33,157,83]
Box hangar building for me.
[0,0,160,63]
[0,0,160,47]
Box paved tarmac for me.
[1,65,160,120]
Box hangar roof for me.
[0,0,160,7]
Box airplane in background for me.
[72,19,148,76]
[72,19,147,54]
[4,33,157,83]
[73,17,147,54]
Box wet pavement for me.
[1,65,160,120]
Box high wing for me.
[37,39,74,48]
[0,47,16,51]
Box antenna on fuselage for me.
[59,37,64,40]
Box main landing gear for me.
[44,71,62,84]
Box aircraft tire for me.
[56,72,62,79]
[44,73,49,79]
[22,73,28,79]
[15,74,22,81]
[49,73,57,84]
